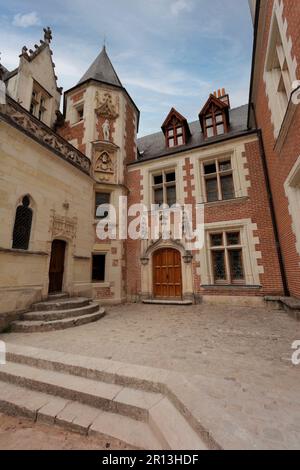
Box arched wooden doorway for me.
[48,240,66,293]
[153,248,182,299]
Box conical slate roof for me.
[78,46,122,88]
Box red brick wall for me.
[57,89,86,154]
[125,168,143,298]
[199,139,283,296]
[252,0,300,298]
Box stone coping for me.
[5,343,261,450]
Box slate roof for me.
[136,104,251,162]
[78,46,122,88]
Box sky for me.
[0,0,254,136]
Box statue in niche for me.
[95,151,114,173]
[102,119,110,141]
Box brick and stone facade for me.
[249,0,300,299]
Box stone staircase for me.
[10,293,105,333]
[0,344,209,450]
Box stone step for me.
[3,345,210,449]
[32,297,90,312]
[22,302,100,322]
[47,293,69,301]
[0,380,162,450]
[143,299,193,306]
[0,361,164,422]
[10,309,105,333]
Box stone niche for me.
[92,141,119,183]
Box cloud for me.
[171,0,193,16]
[12,12,40,28]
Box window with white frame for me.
[152,169,177,206]
[264,2,296,136]
[209,231,245,285]
[202,158,235,203]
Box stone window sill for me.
[0,247,48,256]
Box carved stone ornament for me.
[1,96,90,174]
[95,92,119,119]
[95,151,114,174]
[50,212,77,241]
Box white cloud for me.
[171,0,193,16]
[12,12,40,28]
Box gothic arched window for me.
[12,195,33,250]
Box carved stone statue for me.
[102,119,110,141]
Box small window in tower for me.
[92,254,106,282]
[75,104,84,123]
[95,192,111,219]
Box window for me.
[12,195,33,250]
[30,82,49,122]
[152,170,176,206]
[92,254,106,282]
[264,3,296,136]
[75,104,84,123]
[95,192,111,219]
[204,107,226,138]
[209,231,245,285]
[166,117,185,148]
[203,158,234,202]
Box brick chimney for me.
[213,88,230,108]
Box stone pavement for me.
[1,303,300,449]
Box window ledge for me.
[92,282,110,288]
[71,119,84,128]
[0,247,48,256]
[202,196,249,207]
[201,284,262,289]
[274,91,298,153]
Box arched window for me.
[12,195,33,250]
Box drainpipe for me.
[251,103,290,296]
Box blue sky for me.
[0,0,253,136]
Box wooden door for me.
[153,249,182,299]
[48,240,66,293]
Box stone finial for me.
[21,46,28,56]
[43,26,52,44]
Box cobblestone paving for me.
[1,303,300,449]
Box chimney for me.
[213,88,230,108]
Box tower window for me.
[12,195,33,250]
[95,192,111,219]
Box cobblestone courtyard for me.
[1,302,300,449]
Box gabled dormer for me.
[199,89,230,139]
[162,108,191,149]
[4,27,62,128]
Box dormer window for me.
[30,81,49,122]
[162,108,190,150]
[199,90,230,140]
[167,121,184,148]
[204,111,226,138]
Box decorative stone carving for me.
[1,96,90,174]
[95,151,114,174]
[95,91,119,119]
[50,212,77,241]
